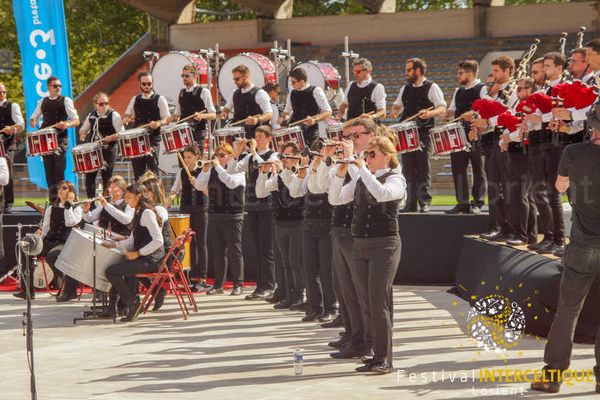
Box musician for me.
[81,175,133,237]
[168,144,211,292]
[221,65,272,140]
[337,58,386,121]
[0,157,9,275]
[391,58,447,213]
[263,82,282,130]
[171,64,217,150]
[79,92,124,199]
[278,67,332,146]
[123,71,170,180]
[29,76,80,202]
[14,181,83,301]
[531,58,546,91]
[256,142,305,310]
[104,183,164,322]
[445,59,486,214]
[230,126,277,300]
[0,83,23,213]
[194,143,246,296]
[569,48,592,84]
[329,136,405,374]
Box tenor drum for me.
[211,126,245,149]
[161,122,194,154]
[388,121,421,154]
[273,126,306,152]
[27,128,58,156]
[218,53,276,104]
[289,61,341,101]
[152,51,210,106]
[169,214,190,270]
[430,122,469,156]
[118,128,152,159]
[324,119,344,141]
[55,228,125,293]
[72,142,105,174]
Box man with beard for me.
[337,58,386,122]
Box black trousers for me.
[208,215,244,288]
[401,130,432,208]
[42,137,68,202]
[508,151,537,242]
[485,144,511,234]
[242,210,276,291]
[542,145,566,245]
[84,147,117,198]
[272,219,286,301]
[131,140,160,181]
[275,221,304,302]
[42,241,78,295]
[3,149,14,205]
[185,210,208,280]
[105,251,163,305]
[449,141,486,208]
[332,228,368,351]
[528,146,554,241]
[302,218,335,314]
[352,235,402,363]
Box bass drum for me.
[288,61,341,102]
[218,52,276,105]
[157,141,179,175]
[152,51,210,106]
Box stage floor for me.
[0,286,596,399]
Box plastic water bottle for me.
[293,348,303,376]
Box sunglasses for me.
[59,185,69,190]
[215,153,228,158]
[140,82,152,87]
[364,151,377,159]
[344,131,370,140]
[181,73,195,78]
[96,102,108,106]
[0,91,6,94]
[51,84,62,88]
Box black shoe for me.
[244,289,261,300]
[273,299,293,309]
[56,291,78,303]
[479,230,500,240]
[302,311,321,322]
[553,247,565,257]
[246,289,273,300]
[230,285,243,296]
[13,291,33,300]
[318,311,336,323]
[321,314,344,328]
[206,287,224,295]
[399,205,418,213]
[420,204,430,213]
[328,336,349,349]
[192,281,213,293]
[371,360,393,374]
[96,308,116,318]
[121,298,142,322]
[152,288,166,311]
[289,300,307,311]
[444,205,469,215]
[355,358,375,372]
[488,232,512,242]
[266,295,285,304]
[330,345,370,359]
[528,238,552,251]
[537,242,564,255]
[530,368,561,393]
[506,236,527,246]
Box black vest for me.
[45,206,72,244]
[41,96,68,139]
[180,167,208,212]
[87,109,117,148]
[331,174,353,229]
[290,86,320,122]
[178,86,207,136]
[233,87,262,139]
[347,81,378,120]
[352,171,400,238]
[303,191,332,220]
[133,94,161,144]
[245,151,274,211]
[132,209,154,252]
[401,81,434,129]
[98,201,131,236]
[0,101,16,148]
[455,83,484,138]
[158,208,172,253]
[207,168,245,214]
[273,176,304,222]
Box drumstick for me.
[177,151,194,180]
[403,107,434,123]
[343,111,374,127]
[138,120,163,129]
[289,114,320,127]
[177,109,207,125]
[230,114,261,127]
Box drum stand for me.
[0,224,40,287]
[74,232,115,324]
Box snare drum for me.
[324,119,344,141]
[72,142,105,174]
[152,51,210,106]
[212,127,245,149]
[170,214,190,270]
[27,128,59,156]
[118,128,152,159]
[388,121,421,154]
[289,61,341,102]
[161,122,194,154]
[430,122,469,156]
[218,53,276,104]
[273,126,306,152]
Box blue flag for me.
[12,0,77,190]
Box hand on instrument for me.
[500,140,509,152]
[35,229,42,236]
[518,122,528,140]
[122,115,133,125]
[66,192,75,204]
[302,117,316,126]
[277,116,286,125]
[417,110,433,120]
[210,158,220,169]
[471,118,488,130]
[524,114,542,124]
[105,133,119,143]
[337,161,349,178]
[354,157,366,169]
[202,161,212,172]
[460,111,475,123]
[552,108,572,121]
[341,140,354,159]
[260,163,271,174]
[101,241,117,249]
[248,138,257,154]
[98,195,108,207]
[468,128,479,141]
[220,109,230,120]
[193,112,205,121]
[149,120,161,129]
[273,160,283,173]
[389,109,400,119]
[359,113,373,120]
[297,166,308,179]
[188,176,196,187]
[245,116,259,126]
[79,132,87,142]
[81,201,92,213]
[55,121,68,130]
[234,139,246,156]
[126,250,140,260]
[0,126,13,135]
[501,132,510,144]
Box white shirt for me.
[174,84,216,115]
[329,167,406,205]
[80,110,125,137]
[117,209,164,256]
[31,96,78,124]
[83,199,134,225]
[270,101,281,130]
[0,157,8,186]
[231,148,279,174]
[41,204,83,239]
[448,79,486,112]
[393,78,447,112]
[224,84,273,115]
[0,100,24,129]
[255,168,296,199]
[124,92,170,119]
[342,78,387,111]
[194,165,246,191]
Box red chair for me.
[33,257,85,299]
